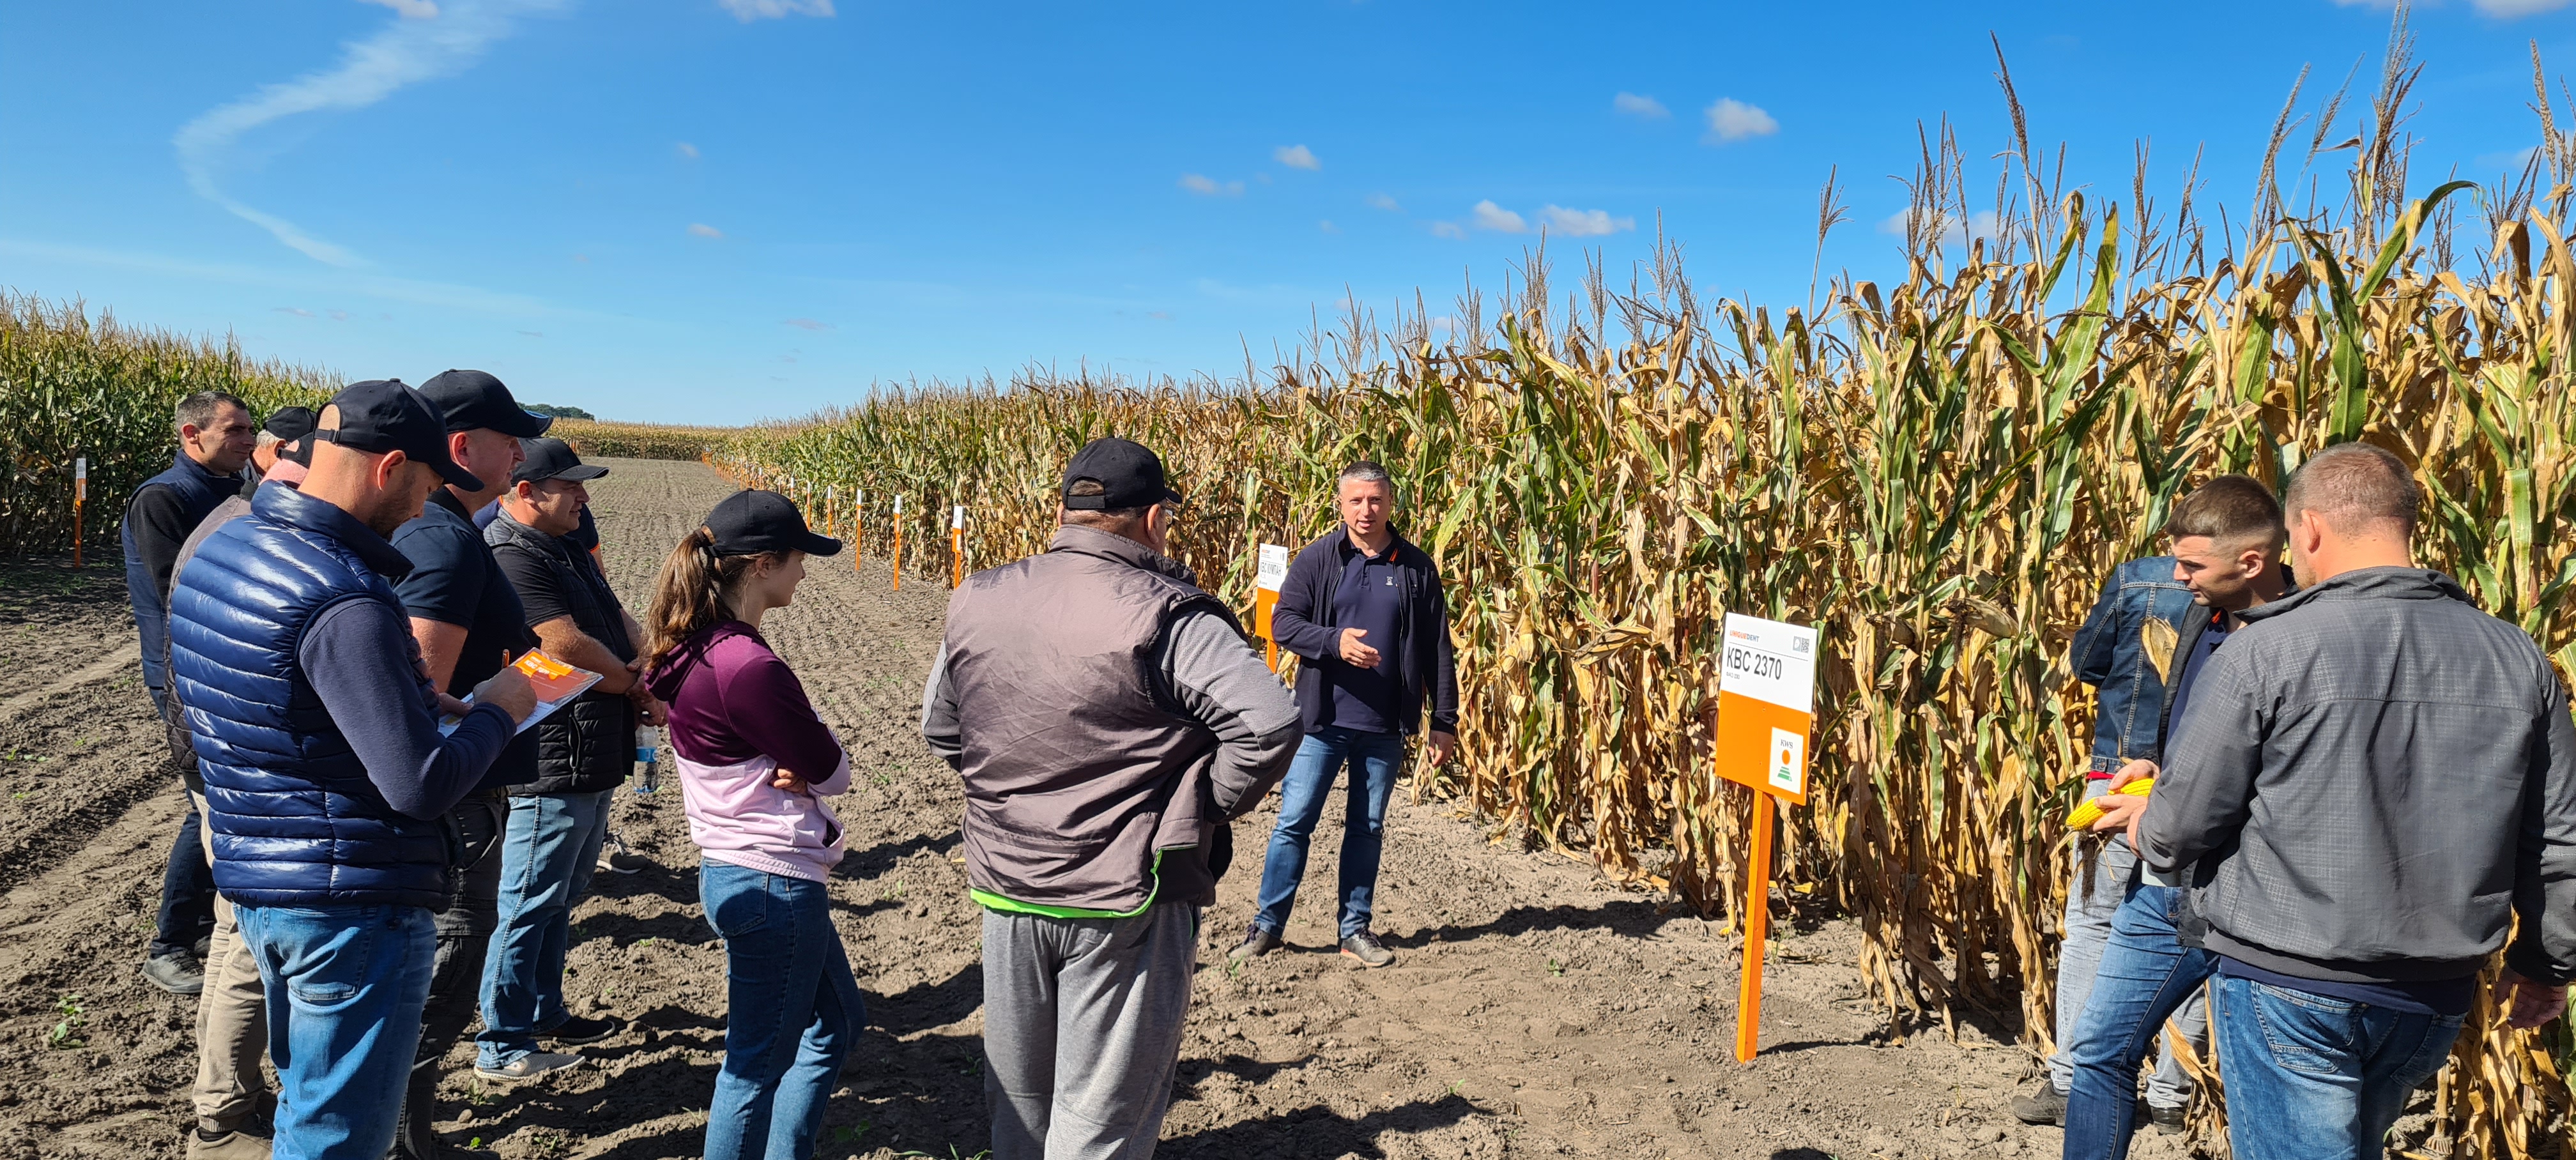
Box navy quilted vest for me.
[124,452,241,691]
[169,483,452,908]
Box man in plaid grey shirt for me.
[2136,443,2576,1160]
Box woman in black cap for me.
[638,489,859,1160]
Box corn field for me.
[716,47,2576,1156]
[0,293,332,554]
[553,418,736,462]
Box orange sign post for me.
[1712,611,1820,1063]
[890,495,904,591]
[1252,544,1289,671]
[949,505,965,589]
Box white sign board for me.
[1718,613,1818,713]
[951,505,965,530]
[1255,544,1291,593]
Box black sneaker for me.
[142,952,206,996]
[1338,931,1395,968]
[2149,1103,2189,1134]
[540,1013,624,1045]
[1226,926,1281,964]
[2009,1081,2067,1126]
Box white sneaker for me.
[474,1051,585,1081]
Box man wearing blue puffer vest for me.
[169,380,536,1160]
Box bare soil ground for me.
[0,459,2202,1160]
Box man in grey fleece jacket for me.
[2137,443,2576,1160]
[922,437,1300,1160]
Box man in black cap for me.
[474,438,654,1078]
[386,370,558,1159]
[920,438,1300,1160]
[249,407,317,484]
[168,380,535,1160]
[164,427,317,1160]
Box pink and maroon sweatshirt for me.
[643,620,851,881]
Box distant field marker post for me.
[949,505,965,589]
[854,491,865,570]
[891,495,903,591]
[1254,544,1289,671]
[72,457,87,569]
[1713,612,1819,1064]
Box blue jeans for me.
[1254,726,1407,940]
[2064,883,2216,1159]
[475,790,612,1067]
[700,860,865,1160]
[2211,974,2464,1160]
[233,903,436,1160]
[2049,779,2133,1092]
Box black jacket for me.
[1270,527,1459,736]
[486,512,638,796]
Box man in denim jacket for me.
[2011,551,2198,1126]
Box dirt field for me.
[0,458,2200,1160]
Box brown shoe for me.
[187,1127,272,1160]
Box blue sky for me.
[3,1,2570,424]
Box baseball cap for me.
[1059,437,1184,510]
[705,489,841,558]
[263,406,317,442]
[312,379,484,491]
[417,369,553,438]
[277,431,316,468]
[512,437,610,485]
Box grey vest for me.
[943,524,1232,912]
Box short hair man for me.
[2059,473,2289,1155]
[385,370,556,1157]
[473,438,656,1077]
[168,380,535,1160]
[921,437,1300,1160]
[2140,443,2576,1160]
[1229,461,1459,968]
[126,390,257,997]
[165,429,313,1160]
[250,407,317,480]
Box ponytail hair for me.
[643,525,773,671]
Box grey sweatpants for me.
[982,903,1200,1160]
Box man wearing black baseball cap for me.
[921,437,1300,1159]
[169,381,535,1160]
[473,437,650,1079]
[386,370,564,1157]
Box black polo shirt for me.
[392,488,538,792]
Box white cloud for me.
[1538,205,1635,237]
[1179,173,1245,197]
[172,0,569,266]
[718,0,835,19]
[328,309,349,321]
[1471,200,1527,233]
[1613,91,1669,119]
[1430,221,1467,240]
[1703,97,1779,144]
[1366,192,1401,211]
[518,330,543,338]
[1274,144,1321,171]
[1879,206,2002,252]
[676,141,700,160]
[360,0,441,17]
[687,222,724,238]
[275,307,316,317]
[784,317,832,330]
[1319,219,1340,234]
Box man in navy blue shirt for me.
[385,370,558,1160]
[126,390,256,997]
[1232,461,1459,969]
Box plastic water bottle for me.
[634,726,661,794]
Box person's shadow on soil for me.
[575,908,716,949]
[1156,1092,1487,1159]
[836,830,961,879]
[870,961,983,1037]
[589,858,698,908]
[1382,899,1702,949]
